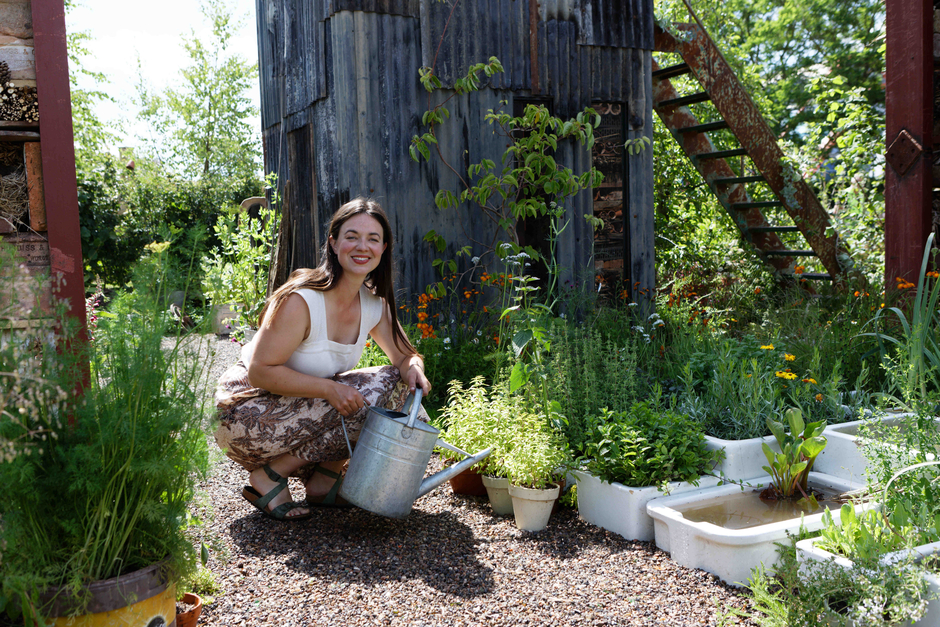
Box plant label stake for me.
[339,388,491,518]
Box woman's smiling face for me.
[330,213,387,278]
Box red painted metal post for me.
[884,0,933,290]
[32,0,89,395]
[32,0,87,332]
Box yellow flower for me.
[784,353,795,362]
[760,344,775,350]
[144,241,170,254]
[815,393,823,402]
[802,378,817,384]
[775,371,797,380]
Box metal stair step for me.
[731,200,781,209]
[658,92,711,109]
[713,175,765,185]
[652,62,691,79]
[747,225,799,233]
[762,249,817,257]
[677,120,729,134]
[694,148,748,160]
[793,272,832,281]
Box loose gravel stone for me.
[192,335,759,627]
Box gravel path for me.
[193,335,759,627]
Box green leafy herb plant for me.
[201,198,278,330]
[580,397,724,489]
[435,376,521,478]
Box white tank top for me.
[241,286,385,379]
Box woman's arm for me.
[369,301,431,394]
[247,293,366,416]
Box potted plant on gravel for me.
[573,395,725,541]
[503,403,566,532]
[0,242,213,626]
[437,376,521,513]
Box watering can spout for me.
[417,448,492,498]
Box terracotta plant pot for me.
[448,466,487,496]
[177,592,203,627]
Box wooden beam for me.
[24,142,46,231]
[32,0,89,373]
[884,0,933,290]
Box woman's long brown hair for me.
[258,197,417,356]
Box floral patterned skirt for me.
[214,361,427,479]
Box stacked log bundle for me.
[0,62,37,123]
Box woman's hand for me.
[327,381,368,416]
[402,359,431,395]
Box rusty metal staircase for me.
[652,21,858,289]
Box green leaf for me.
[800,436,827,459]
[509,361,527,393]
[786,408,805,435]
[761,442,776,467]
[512,329,534,358]
[839,502,856,529]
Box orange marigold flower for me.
[928,271,940,279]
[854,291,860,297]
[755,287,761,294]
[794,266,805,275]
[417,312,428,322]
[815,393,823,402]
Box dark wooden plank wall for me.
[257,0,655,303]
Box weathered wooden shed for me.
[255,0,656,303]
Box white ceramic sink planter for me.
[572,470,721,541]
[704,418,882,485]
[705,434,778,480]
[797,537,940,626]
[646,471,867,587]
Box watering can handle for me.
[404,388,423,430]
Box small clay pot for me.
[448,466,488,496]
[176,592,203,627]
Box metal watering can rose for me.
[338,388,491,518]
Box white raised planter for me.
[706,426,870,484]
[646,471,867,587]
[797,537,940,626]
[508,483,560,532]
[705,434,779,481]
[482,475,513,516]
[572,470,721,541]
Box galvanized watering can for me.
[338,388,491,518]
